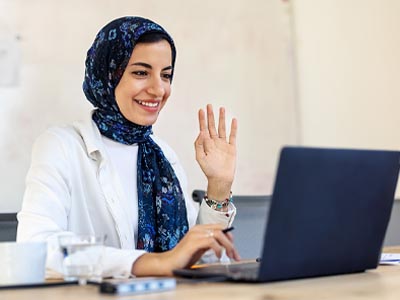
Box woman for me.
[17,16,240,278]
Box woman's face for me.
[115,40,173,126]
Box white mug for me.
[0,241,47,285]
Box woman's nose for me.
[147,77,164,98]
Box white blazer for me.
[17,112,236,278]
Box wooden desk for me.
[3,247,400,300]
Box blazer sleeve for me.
[17,129,146,279]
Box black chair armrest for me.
[192,190,206,203]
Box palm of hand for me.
[196,134,236,182]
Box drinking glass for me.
[58,235,104,285]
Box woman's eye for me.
[132,71,147,76]
[162,73,172,80]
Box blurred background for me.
[1,0,399,242]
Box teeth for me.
[137,100,158,107]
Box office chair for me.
[192,189,271,259]
[0,213,18,242]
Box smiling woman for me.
[16,16,240,278]
[115,39,172,126]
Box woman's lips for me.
[134,99,160,111]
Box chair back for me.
[0,213,18,242]
[192,190,271,259]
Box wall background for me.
[292,0,400,198]
[1,0,399,213]
[0,0,298,212]
[293,0,400,151]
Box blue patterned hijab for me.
[83,16,188,252]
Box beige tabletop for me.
[2,247,400,300]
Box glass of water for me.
[58,235,104,285]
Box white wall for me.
[0,0,298,212]
[293,0,400,149]
[292,0,400,197]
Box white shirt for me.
[101,136,140,242]
[17,112,236,278]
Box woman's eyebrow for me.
[130,62,152,69]
[130,62,173,71]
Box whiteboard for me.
[0,0,298,212]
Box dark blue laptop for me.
[173,146,400,282]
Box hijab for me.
[82,16,188,252]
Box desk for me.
[3,247,400,300]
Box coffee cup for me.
[0,241,47,286]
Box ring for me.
[206,229,215,238]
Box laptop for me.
[173,146,400,282]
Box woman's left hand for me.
[194,104,238,199]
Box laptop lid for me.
[258,146,400,282]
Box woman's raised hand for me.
[194,104,238,200]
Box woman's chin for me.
[130,117,158,126]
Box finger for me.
[218,107,227,140]
[194,134,206,161]
[191,228,224,258]
[180,236,222,266]
[224,232,234,243]
[207,104,218,138]
[187,250,208,267]
[228,118,238,145]
[210,229,237,258]
[231,247,242,261]
[191,226,236,259]
[206,238,224,258]
[198,109,207,132]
